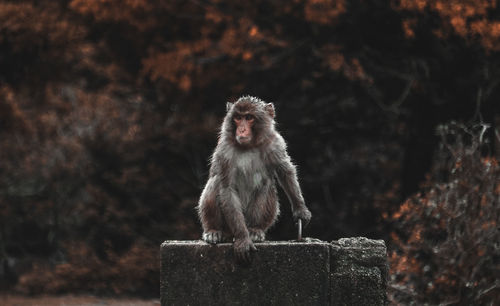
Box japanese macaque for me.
[197,96,312,262]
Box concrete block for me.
[330,238,388,306]
[160,238,387,306]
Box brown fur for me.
[198,96,312,262]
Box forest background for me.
[0,1,499,304]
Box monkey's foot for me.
[249,229,266,242]
[202,230,223,244]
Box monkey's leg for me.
[219,188,256,262]
[246,184,279,242]
[198,177,225,244]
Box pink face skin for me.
[234,113,255,145]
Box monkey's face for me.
[234,113,255,146]
[224,96,275,148]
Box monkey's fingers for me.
[243,250,252,263]
[293,209,312,227]
[235,249,251,264]
[234,241,257,264]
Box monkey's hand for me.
[293,207,312,227]
[233,237,257,264]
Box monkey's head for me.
[223,96,275,148]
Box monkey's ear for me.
[265,103,275,118]
[226,102,234,112]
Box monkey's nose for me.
[237,128,249,137]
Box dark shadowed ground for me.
[0,295,159,306]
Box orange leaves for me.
[431,1,497,44]
[396,0,500,50]
[397,0,429,11]
[408,225,423,243]
[304,0,346,25]
[343,58,371,82]
[450,16,468,36]
[141,38,211,91]
[390,251,421,277]
[0,2,85,51]
[392,200,411,219]
[70,0,158,31]
[470,19,500,50]
[325,52,344,71]
[319,44,371,82]
[397,0,494,16]
[219,17,288,57]
[140,10,291,89]
[402,18,417,38]
[0,86,31,134]
[205,6,226,24]
[249,25,259,38]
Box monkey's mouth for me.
[236,136,252,145]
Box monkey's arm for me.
[272,143,312,226]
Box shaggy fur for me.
[197,96,311,262]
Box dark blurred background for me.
[0,0,498,304]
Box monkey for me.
[197,96,312,262]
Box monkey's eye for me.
[234,114,242,121]
[245,114,254,121]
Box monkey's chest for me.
[232,150,268,195]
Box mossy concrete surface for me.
[160,237,387,306]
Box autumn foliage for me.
[0,0,499,301]
[389,122,500,304]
